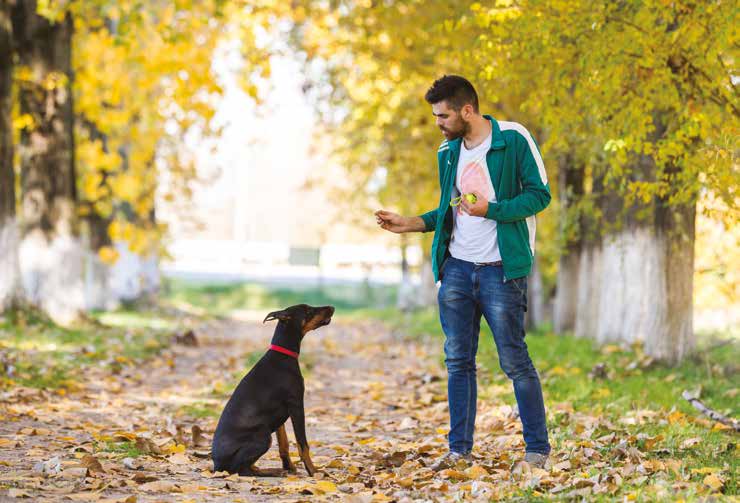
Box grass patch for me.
[375,307,738,416]
[97,440,146,458]
[0,306,173,392]
[162,277,398,317]
[92,308,177,331]
[179,402,221,419]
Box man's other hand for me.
[460,191,488,217]
[375,210,408,233]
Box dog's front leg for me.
[276,424,296,473]
[289,402,317,476]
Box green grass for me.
[0,306,173,391]
[162,277,398,317]
[377,307,738,416]
[178,402,221,419]
[97,440,146,458]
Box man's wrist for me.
[408,216,427,232]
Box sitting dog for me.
[211,304,335,476]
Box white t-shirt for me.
[448,131,502,263]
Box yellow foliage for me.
[12,114,35,132]
[57,0,275,258]
[98,246,120,265]
[108,220,133,243]
[110,174,141,202]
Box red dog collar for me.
[269,344,299,359]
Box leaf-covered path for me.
[0,313,733,501]
[0,315,460,502]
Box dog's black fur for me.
[211,304,334,476]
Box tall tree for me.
[0,0,21,311]
[470,0,738,363]
[12,0,83,323]
[294,0,736,364]
[552,153,584,333]
[72,0,275,303]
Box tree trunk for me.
[553,153,584,333]
[646,199,695,363]
[418,232,438,307]
[140,204,161,297]
[595,225,664,346]
[396,233,415,311]
[593,142,657,347]
[0,0,21,312]
[553,249,580,333]
[78,119,115,310]
[82,212,115,310]
[591,113,696,363]
[419,256,438,307]
[594,206,696,363]
[573,241,602,339]
[12,2,84,324]
[526,255,547,329]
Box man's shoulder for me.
[437,139,450,153]
[497,120,534,143]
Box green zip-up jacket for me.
[419,115,551,282]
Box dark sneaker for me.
[429,451,473,472]
[524,452,548,469]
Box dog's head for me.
[263,304,335,336]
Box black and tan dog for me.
[211,304,335,476]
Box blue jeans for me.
[437,256,550,455]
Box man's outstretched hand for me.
[375,210,427,233]
[375,210,408,233]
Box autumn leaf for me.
[80,454,106,474]
[680,437,702,449]
[465,464,490,479]
[134,437,163,455]
[703,474,724,492]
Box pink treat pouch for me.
[457,160,493,215]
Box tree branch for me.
[682,390,740,432]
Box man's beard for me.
[440,117,470,140]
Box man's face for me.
[432,101,470,140]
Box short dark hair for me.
[424,75,479,113]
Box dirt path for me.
[0,313,532,502]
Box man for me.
[375,75,551,470]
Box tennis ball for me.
[464,193,477,204]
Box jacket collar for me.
[484,115,507,151]
[446,115,506,155]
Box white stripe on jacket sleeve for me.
[498,121,548,184]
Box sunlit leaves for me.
[58,0,278,260]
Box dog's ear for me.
[263,309,292,323]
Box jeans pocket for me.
[509,276,527,296]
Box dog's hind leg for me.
[246,465,286,477]
[233,433,272,476]
[277,423,296,473]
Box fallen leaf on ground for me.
[703,474,724,492]
[81,454,105,474]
